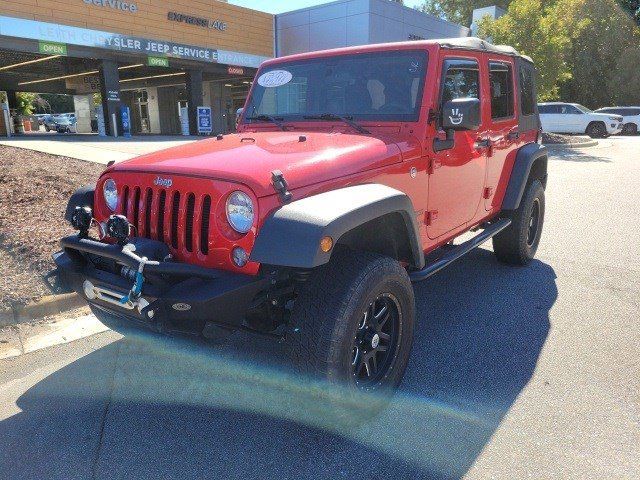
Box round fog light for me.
[232,247,249,267]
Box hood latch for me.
[271,170,292,204]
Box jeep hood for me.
[109,131,404,197]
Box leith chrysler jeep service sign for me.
[83,0,138,14]
[0,15,270,68]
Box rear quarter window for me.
[519,66,536,116]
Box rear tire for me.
[287,250,415,393]
[493,179,545,266]
[586,121,607,138]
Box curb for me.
[0,293,85,328]
[545,139,598,149]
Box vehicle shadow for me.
[0,248,556,480]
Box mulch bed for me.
[542,132,591,145]
[0,145,104,309]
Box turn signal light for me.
[320,236,333,253]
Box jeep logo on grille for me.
[154,176,173,188]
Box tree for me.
[560,0,640,107]
[617,0,640,25]
[418,1,512,26]
[478,0,584,100]
[16,92,37,115]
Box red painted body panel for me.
[93,41,534,275]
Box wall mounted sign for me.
[66,75,101,93]
[0,16,270,68]
[107,90,120,102]
[227,66,244,76]
[197,107,212,134]
[39,41,67,55]
[83,0,138,14]
[167,12,227,31]
[148,56,169,67]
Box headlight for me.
[103,179,118,211]
[226,191,254,234]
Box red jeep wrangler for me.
[56,38,547,392]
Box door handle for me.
[474,139,491,149]
[507,131,520,140]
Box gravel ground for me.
[0,146,103,309]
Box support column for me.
[99,60,121,137]
[186,69,203,135]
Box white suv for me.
[594,106,640,135]
[538,102,623,138]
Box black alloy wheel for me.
[587,122,606,138]
[527,198,541,247]
[351,293,401,387]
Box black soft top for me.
[436,37,534,63]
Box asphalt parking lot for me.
[1,137,638,479]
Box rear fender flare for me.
[502,143,548,211]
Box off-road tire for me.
[586,121,607,138]
[493,179,545,265]
[287,249,415,393]
[623,123,638,135]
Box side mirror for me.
[441,98,481,131]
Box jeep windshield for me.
[244,50,428,125]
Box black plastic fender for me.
[64,185,95,222]
[502,143,548,211]
[250,184,425,269]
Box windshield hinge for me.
[428,108,439,125]
[271,170,293,204]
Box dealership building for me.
[0,0,478,137]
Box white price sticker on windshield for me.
[257,70,293,88]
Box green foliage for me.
[418,1,511,25]
[617,0,640,25]
[16,92,37,115]
[561,0,640,107]
[479,0,640,106]
[478,0,583,100]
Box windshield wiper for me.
[303,114,370,134]
[246,114,288,131]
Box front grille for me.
[119,185,212,257]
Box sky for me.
[228,0,424,14]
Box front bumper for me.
[607,122,624,134]
[55,235,268,335]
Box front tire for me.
[493,179,545,265]
[287,250,415,393]
[623,123,638,135]
[586,121,607,138]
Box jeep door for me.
[427,53,488,239]
[483,58,520,211]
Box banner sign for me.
[197,107,212,134]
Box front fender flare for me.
[250,184,424,269]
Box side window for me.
[561,105,580,114]
[441,59,480,104]
[489,61,514,119]
[538,105,549,114]
[519,65,536,116]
